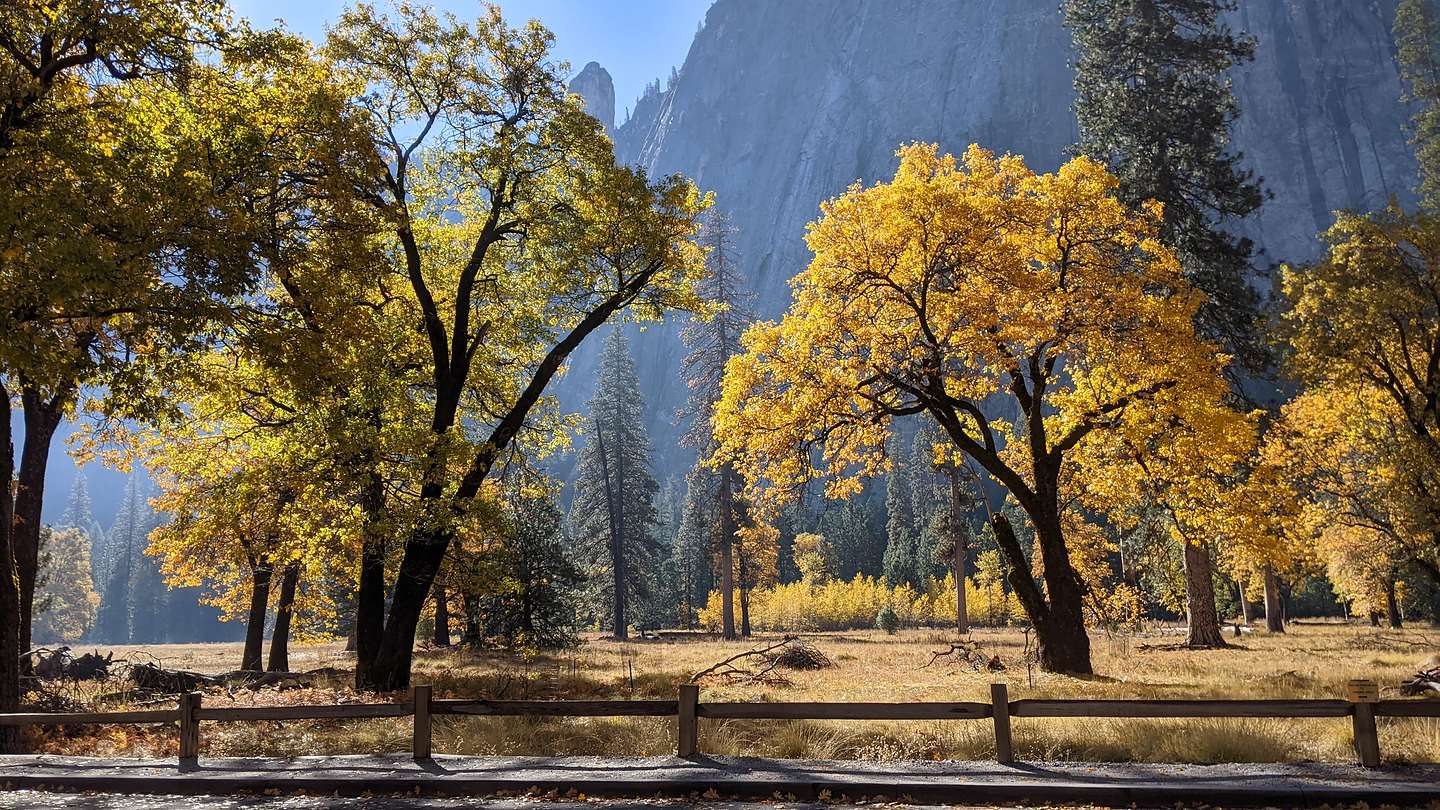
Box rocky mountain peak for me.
[569,60,616,135]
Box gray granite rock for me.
[564,0,1421,482]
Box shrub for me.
[698,573,1023,632]
[876,603,899,634]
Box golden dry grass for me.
[26,621,1440,764]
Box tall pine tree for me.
[1398,0,1440,210]
[670,467,715,629]
[680,209,755,638]
[93,475,145,643]
[883,432,920,587]
[128,505,167,643]
[1067,0,1265,372]
[1067,0,1264,648]
[58,474,106,590]
[571,329,661,639]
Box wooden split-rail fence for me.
[3,681,1437,768]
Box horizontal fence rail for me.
[431,699,678,717]
[1007,699,1356,718]
[697,701,991,720]
[2,680,1437,769]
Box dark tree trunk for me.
[361,256,667,691]
[947,470,969,635]
[14,386,65,671]
[432,582,450,646]
[1385,578,1402,628]
[0,381,23,753]
[241,564,273,672]
[594,425,627,641]
[353,465,387,688]
[1183,541,1226,647]
[991,511,1092,675]
[362,530,446,691]
[1369,611,1382,627]
[718,469,738,640]
[739,584,751,637]
[267,564,300,672]
[737,531,752,638]
[1263,566,1285,633]
[461,592,483,646]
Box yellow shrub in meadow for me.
[698,573,1023,632]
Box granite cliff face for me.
[568,61,616,135]
[563,0,1420,484]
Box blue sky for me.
[230,0,714,117]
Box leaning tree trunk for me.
[14,386,64,673]
[1237,582,1252,625]
[1183,541,1226,647]
[1263,566,1285,633]
[432,582,451,647]
[241,564,274,672]
[362,529,447,691]
[0,383,23,754]
[991,510,1092,675]
[267,564,300,672]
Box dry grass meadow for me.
[24,621,1440,765]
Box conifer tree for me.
[571,330,662,639]
[58,474,106,590]
[883,432,920,587]
[822,497,883,581]
[94,475,146,644]
[1067,0,1265,370]
[671,467,715,629]
[680,209,754,639]
[1398,0,1440,210]
[128,507,167,644]
[475,492,583,649]
[1067,0,1265,648]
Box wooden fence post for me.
[991,683,1013,764]
[1346,679,1381,767]
[178,691,200,765]
[677,683,700,757]
[413,685,433,761]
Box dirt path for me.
[4,754,1440,807]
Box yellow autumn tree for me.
[1256,385,1428,626]
[712,143,1236,674]
[1278,205,1440,600]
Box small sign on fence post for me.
[1345,679,1381,768]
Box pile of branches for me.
[692,636,834,686]
[1401,666,1440,697]
[767,639,832,670]
[127,661,224,693]
[24,647,114,681]
[921,638,1005,673]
